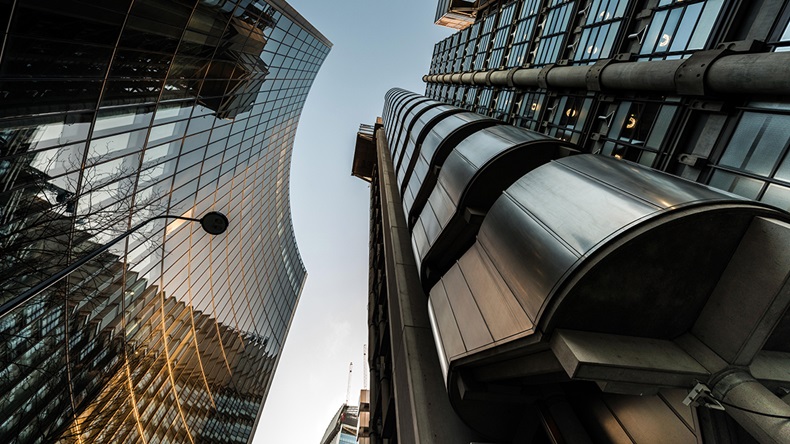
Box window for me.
[572,0,629,64]
[533,0,576,67]
[488,2,517,69]
[770,4,790,52]
[598,100,679,167]
[639,0,724,60]
[708,105,790,211]
[546,95,594,144]
[514,91,547,130]
[464,87,479,111]
[493,90,516,121]
[506,0,540,67]
[474,12,498,70]
[454,86,467,107]
[455,28,470,71]
[463,22,482,71]
[477,88,495,115]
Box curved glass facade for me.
[0,0,330,442]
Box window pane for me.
[645,106,676,149]
[670,2,703,52]
[688,0,723,50]
[761,183,790,211]
[709,170,763,199]
[720,113,790,176]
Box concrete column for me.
[373,129,480,443]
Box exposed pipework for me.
[710,371,790,444]
[423,50,790,97]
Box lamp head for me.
[200,212,229,235]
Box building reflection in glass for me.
[0,0,330,442]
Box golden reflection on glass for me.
[565,108,578,118]
[531,102,539,111]
[627,115,637,129]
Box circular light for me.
[531,102,538,111]
[614,154,623,159]
[659,33,671,47]
[565,108,578,117]
[200,211,229,235]
[626,115,637,129]
[599,11,611,20]
[587,45,599,55]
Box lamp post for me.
[0,211,229,320]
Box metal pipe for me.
[711,371,790,444]
[600,59,684,92]
[0,212,228,320]
[488,70,510,86]
[424,51,790,97]
[708,52,790,96]
[511,68,540,88]
[545,65,589,89]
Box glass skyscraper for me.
[0,0,329,442]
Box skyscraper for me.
[319,404,360,444]
[0,0,329,442]
[353,1,790,443]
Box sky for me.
[254,1,452,442]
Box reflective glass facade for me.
[0,0,329,442]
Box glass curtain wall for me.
[0,0,330,442]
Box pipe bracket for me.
[675,49,731,96]
[506,68,520,87]
[537,64,555,89]
[586,59,617,92]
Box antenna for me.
[363,344,368,390]
[345,361,353,405]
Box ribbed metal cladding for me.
[0,1,329,442]
[382,89,577,292]
[427,152,789,382]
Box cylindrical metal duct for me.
[712,371,790,444]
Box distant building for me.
[0,0,329,442]
[353,1,790,443]
[357,389,371,444]
[320,404,360,444]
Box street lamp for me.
[0,211,229,319]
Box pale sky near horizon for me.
[254,1,453,442]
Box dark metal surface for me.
[392,100,444,166]
[403,114,500,224]
[429,155,789,382]
[395,105,459,186]
[413,125,577,288]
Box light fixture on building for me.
[627,115,637,129]
[531,102,539,111]
[599,11,611,20]
[659,33,672,47]
[587,45,599,55]
[566,108,578,117]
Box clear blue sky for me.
[254,1,452,442]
